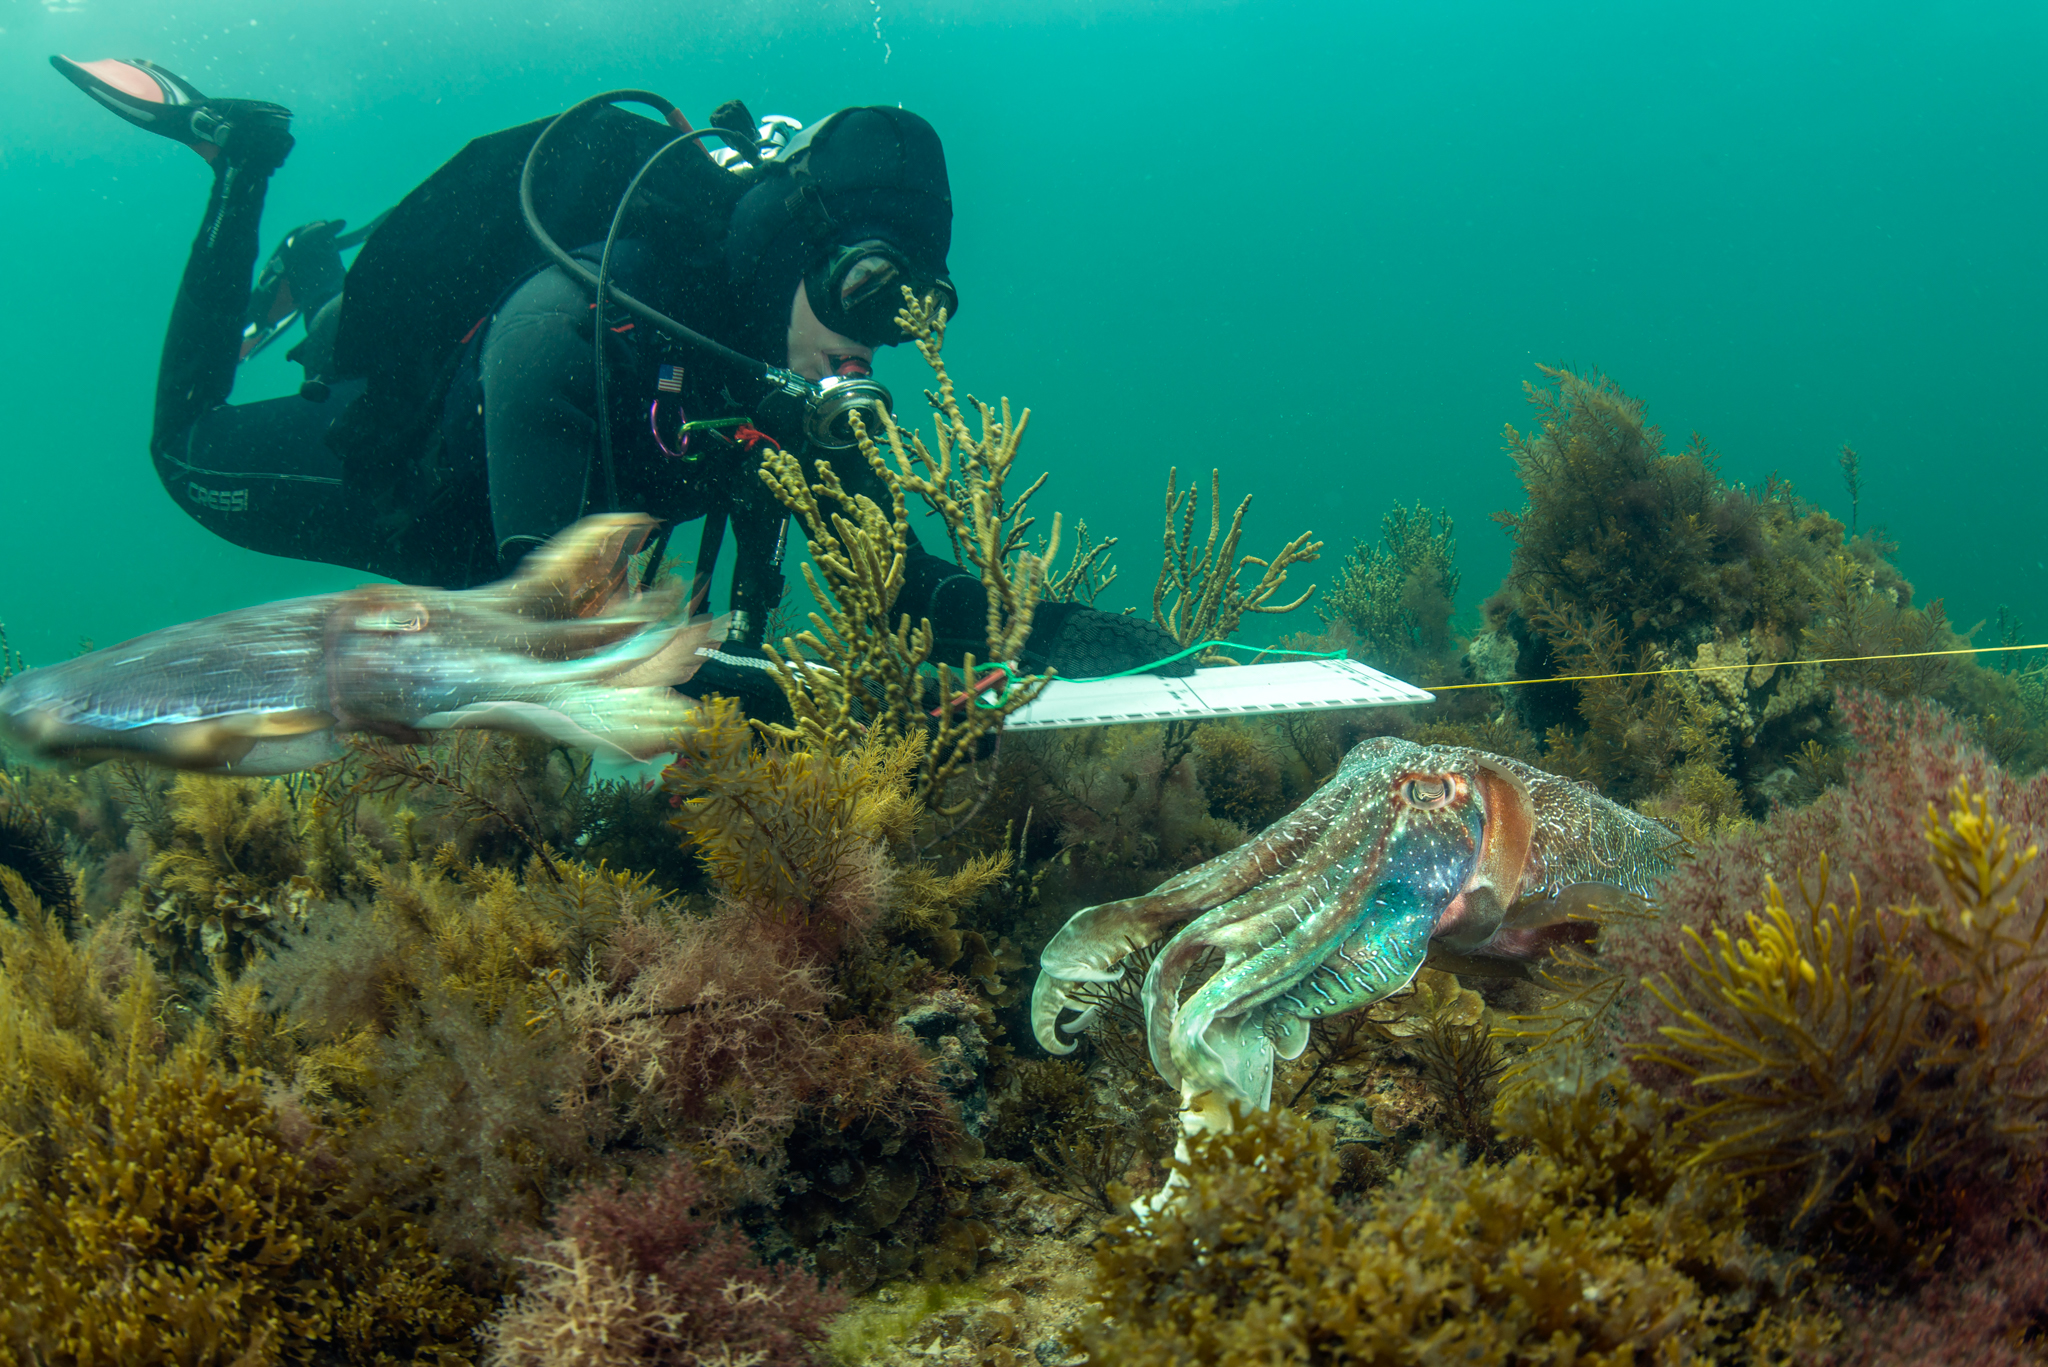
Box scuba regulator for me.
[749,363,898,454]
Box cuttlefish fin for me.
[1423,944,1535,980]
[46,724,249,769]
[417,701,643,761]
[416,689,702,762]
[164,709,335,768]
[136,722,256,768]
[26,709,335,773]
[219,708,335,737]
[221,729,348,776]
[1505,882,1649,929]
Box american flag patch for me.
[657,365,684,393]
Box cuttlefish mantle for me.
[0,515,726,775]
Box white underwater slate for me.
[1002,658,1434,732]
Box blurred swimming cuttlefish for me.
[1033,736,1680,1159]
[0,515,726,775]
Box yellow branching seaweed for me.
[0,887,482,1362]
[1044,516,1117,606]
[757,292,1058,814]
[670,697,1006,943]
[1151,466,1322,649]
[1640,779,2048,1250]
[367,849,646,1022]
[0,1023,483,1365]
[143,774,317,975]
[673,697,896,928]
[0,1030,338,1362]
[200,843,664,1147]
[0,869,155,1192]
[209,968,378,1107]
[756,437,937,747]
[1644,866,1920,1218]
[894,851,1010,936]
[1074,1078,1828,1365]
[868,293,1055,666]
[348,732,561,880]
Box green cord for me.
[679,416,753,434]
[1062,639,1348,683]
[969,641,1350,708]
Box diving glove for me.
[52,55,294,173]
[1022,602,1193,679]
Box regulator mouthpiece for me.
[806,373,894,450]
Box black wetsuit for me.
[149,163,406,575]
[145,102,1186,688]
[147,157,984,656]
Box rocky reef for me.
[1318,364,2048,841]
[1,338,2045,1367]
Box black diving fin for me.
[51,54,294,171]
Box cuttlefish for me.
[0,515,725,775]
[1033,736,1679,1143]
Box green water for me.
[1,0,2041,669]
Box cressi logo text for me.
[187,483,250,513]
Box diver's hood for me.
[724,105,953,362]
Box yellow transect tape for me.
[1423,642,2048,693]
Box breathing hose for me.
[588,122,755,515]
[518,91,766,381]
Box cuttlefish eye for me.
[1399,773,1461,809]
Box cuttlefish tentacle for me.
[1147,762,1494,1100]
[0,515,727,775]
[1148,844,1407,1103]
[1036,740,1407,1066]
[1035,736,1680,1128]
[1030,752,1377,1052]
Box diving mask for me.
[805,238,958,348]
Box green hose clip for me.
[968,641,1351,709]
[667,415,754,464]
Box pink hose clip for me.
[650,397,689,459]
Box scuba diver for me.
[52,55,1187,710]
